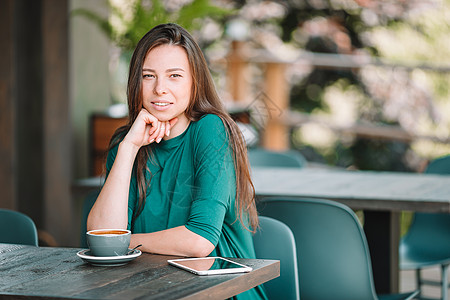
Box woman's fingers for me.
[146,118,168,143]
[150,117,179,142]
[130,109,181,145]
[155,122,165,143]
[139,110,159,144]
[147,125,157,143]
[167,117,178,136]
[165,121,170,137]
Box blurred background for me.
[1,0,449,247]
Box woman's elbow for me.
[189,237,215,257]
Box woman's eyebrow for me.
[142,67,185,72]
[166,68,185,73]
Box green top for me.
[106,114,267,300]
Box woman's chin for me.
[156,116,171,122]
[149,111,172,122]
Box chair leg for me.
[416,268,422,298]
[441,264,449,300]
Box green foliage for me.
[281,5,370,114]
[177,0,231,29]
[72,0,234,51]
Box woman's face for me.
[141,44,192,134]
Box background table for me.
[252,167,450,294]
[252,167,450,212]
[0,244,279,299]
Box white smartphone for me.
[168,257,252,275]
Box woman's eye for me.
[143,74,154,78]
[170,74,181,78]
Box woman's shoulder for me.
[194,114,225,131]
[190,114,228,142]
[198,114,222,124]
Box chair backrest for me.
[253,216,300,300]
[0,209,39,246]
[425,155,450,174]
[80,189,100,248]
[248,148,306,168]
[400,155,450,261]
[258,198,378,300]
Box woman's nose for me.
[153,79,167,95]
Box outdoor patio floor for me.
[400,266,449,299]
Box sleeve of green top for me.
[184,114,237,246]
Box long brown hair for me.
[110,23,258,232]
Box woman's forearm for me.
[87,141,140,230]
[130,226,215,257]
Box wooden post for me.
[0,0,15,210]
[42,0,72,246]
[0,0,72,246]
[261,62,289,151]
[227,41,250,103]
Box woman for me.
[87,23,266,299]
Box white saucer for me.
[77,249,142,266]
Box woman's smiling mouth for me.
[153,102,171,106]
[150,101,173,111]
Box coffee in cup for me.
[86,229,131,257]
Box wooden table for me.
[0,243,279,299]
[251,167,450,294]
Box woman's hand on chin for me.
[124,109,178,148]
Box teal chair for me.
[248,148,306,168]
[399,155,450,300]
[0,209,38,246]
[258,198,418,300]
[80,189,100,248]
[253,216,300,300]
